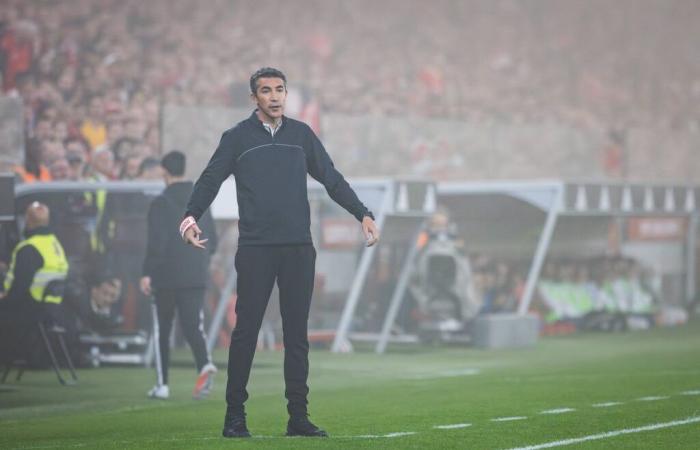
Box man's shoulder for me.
[284,116,311,132]
[148,194,169,212]
[216,122,241,140]
[218,119,253,146]
[229,114,258,134]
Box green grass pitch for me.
[2,320,699,449]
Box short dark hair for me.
[160,151,186,176]
[250,67,286,94]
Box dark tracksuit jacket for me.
[185,110,373,415]
[142,181,218,383]
[143,181,218,290]
[185,110,373,246]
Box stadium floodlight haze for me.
[0,0,699,448]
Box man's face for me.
[251,77,286,123]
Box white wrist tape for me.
[180,216,197,240]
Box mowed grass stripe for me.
[0,320,698,449]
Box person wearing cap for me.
[140,151,218,400]
[180,67,380,438]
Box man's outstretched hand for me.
[362,216,380,247]
[180,216,208,249]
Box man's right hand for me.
[180,216,208,249]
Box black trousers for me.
[225,245,316,416]
[153,287,210,385]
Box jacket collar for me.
[248,109,286,133]
[25,225,51,238]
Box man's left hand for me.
[362,216,380,247]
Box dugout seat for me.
[1,280,78,385]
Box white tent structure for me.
[332,180,700,353]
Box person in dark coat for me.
[140,151,218,400]
[181,68,380,438]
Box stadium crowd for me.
[1,0,699,183]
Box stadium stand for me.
[1,0,699,183]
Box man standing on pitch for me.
[181,67,380,438]
[141,151,219,400]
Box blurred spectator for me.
[120,154,143,180]
[80,96,107,151]
[65,137,90,181]
[40,140,66,167]
[138,157,162,180]
[124,117,146,141]
[106,121,125,148]
[13,137,50,183]
[112,137,137,164]
[64,273,123,335]
[48,157,70,180]
[66,152,86,181]
[0,16,39,91]
[2,0,698,184]
[89,148,116,181]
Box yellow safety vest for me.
[85,187,114,254]
[3,234,70,304]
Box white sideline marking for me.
[592,402,623,408]
[384,432,417,437]
[507,416,700,450]
[681,390,700,396]
[636,396,669,402]
[539,408,575,415]
[492,416,528,422]
[353,432,417,438]
[406,368,480,379]
[434,423,472,429]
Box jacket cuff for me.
[179,216,197,239]
[357,210,374,222]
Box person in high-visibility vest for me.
[1,202,69,309]
[0,202,70,363]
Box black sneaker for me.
[286,415,328,437]
[222,412,251,438]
